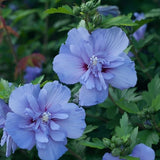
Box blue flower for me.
[133,12,147,41]
[5,81,86,160]
[53,27,137,106]
[102,143,155,160]
[0,99,17,157]
[97,5,120,17]
[24,66,42,83]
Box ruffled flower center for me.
[42,112,51,122]
[90,55,98,66]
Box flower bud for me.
[103,138,111,147]
[73,6,81,16]
[111,148,121,157]
[86,1,94,10]
[81,3,88,13]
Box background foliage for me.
[0,0,160,159]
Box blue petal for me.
[9,83,40,116]
[79,85,108,106]
[91,27,129,57]
[107,60,137,90]
[131,143,155,160]
[43,81,71,109]
[50,130,66,141]
[37,138,67,160]
[53,54,85,84]
[56,103,86,139]
[35,130,49,143]
[102,153,120,160]
[5,113,35,150]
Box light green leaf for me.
[145,8,160,18]
[115,113,132,137]
[45,5,73,15]
[116,99,139,114]
[151,94,160,111]
[32,75,44,85]
[137,130,159,147]
[120,156,140,160]
[101,14,137,28]
[80,138,105,149]
[83,125,98,134]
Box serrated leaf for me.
[116,99,139,114]
[143,75,160,105]
[101,14,137,28]
[80,138,105,149]
[151,94,160,111]
[145,8,160,18]
[137,130,159,147]
[130,127,138,148]
[45,5,73,15]
[115,113,132,137]
[32,75,44,85]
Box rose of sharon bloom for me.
[102,143,155,160]
[5,81,86,160]
[24,66,42,83]
[133,12,147,41]
[53,27,137,106]
[0,99,17,157]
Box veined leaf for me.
[145,8,160,18]
[45,5,73,15]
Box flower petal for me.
[103,153,120,160]
[37,138,67,160]
[131,144,155,160]
[5,113,35,150]
[53,54,85,84]
[91,27,129,57]
[50,130,66,141]
[43,81,71,108]
[9,83,40,116]
[56,103,86,139]
[35,130,49,143]
[107,61,137,90]
[79,85,108,106]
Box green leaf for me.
[145,8,160,18]
[83,125,98,134]
[115,113,132,137]
[143,75,160,105]
[45,5,73,15]
[80,138,105,149]
[137,130,159,147]
[0,79,15,102]
[130,127,138,148]
[116,99,139,114]
[151,94,160,111]
[101,14,137,28]
[10,9,39,24]
[32,75,44,85]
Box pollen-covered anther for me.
[42,112,51,122]
[90,55,98,66]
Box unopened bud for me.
[112,148,121,157]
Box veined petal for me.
[131,144,155,160]
[5,113,35,150]
[79,86,108,106]
[37,138,67,160]
[43,81,71,108]
[38,88,47,112]
[0,99,10,120]
[66,27,90,45]
[53,54,85,84]
[50,130,66,142]
[107,61,137,90]
[35,130,49,143]
[56,103,86,139]
[91,27,129,57]
[50,121,60,130]
[9,83,40,116]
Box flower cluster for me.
[103,143,155,160]
[53,27,137,106]
[1,81,86,160]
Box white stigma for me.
[90,55,98,66]
[42,112,51,122]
